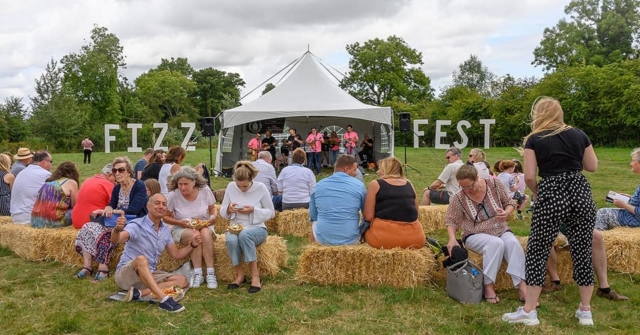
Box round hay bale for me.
[418,206,448,233]
[602,228,640,274]
[275,209,310,237]
[295,244,436,288]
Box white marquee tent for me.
[214,52,394,175]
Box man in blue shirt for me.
[310,155,366,245]
[111,193,202,313]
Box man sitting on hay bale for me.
[309,155,366,245]
[111,194,201,313]
[10,151,52,224]
[421,147,463,205]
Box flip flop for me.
[484,295,500,304]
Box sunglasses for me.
[474,203,490,223]
[44,159,53,164]
[445,156,452,159]
[111,167,127,174]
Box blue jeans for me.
[272,194,283,211]
[330,150,339,166]
[225,227,268,266]
[308,152,321,174]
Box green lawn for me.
[1,147,639,334]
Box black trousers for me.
[83,149,92,164]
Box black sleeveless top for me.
[374,179,418,222]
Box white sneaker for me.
[206,273,218,289]
[502,306,540,326]
[192,273,204,288]
[575,309,594,326]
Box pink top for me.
[248,138,261,150]
[81,139,94,151]
[343,131,359,154]
[306,133,324,152]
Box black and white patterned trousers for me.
[525,171,596,287]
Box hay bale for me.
[275,209,310,237]
[430,236,574,291]
[295,244,436,288]
[0,216,12,225]
[0,223,47,260]
[418,206,448,233]
[603,228,640,274]
[40,226,83,266]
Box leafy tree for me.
[134,70,198,122]
[533,0,640,71]
[0,97,29,143]
[452,54,496,96]
[153,57,194,78]
[340,35,434,105]
[262,83,276,95]
[488,75,537,145]
[191,68,245,117]
[60,25,125,124]
[29,91,90,151]
[30,58,63,113]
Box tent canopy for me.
[222,52,392,128]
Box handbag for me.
[446,259,484,304]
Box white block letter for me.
[434,120,451,149]
[413,119,429,148]
[453,120,471,148]
[127,123,143,153]
[479,119,496,149]
[104,124,119,153]
[181,122,196,151]
[154,123,168,151]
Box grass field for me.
[1,147,639,334]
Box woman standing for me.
[220,161,275,293]
[163,167,219,289]
[75,157,148,282]
[31,161,79,228]
[363,157,425,249]
[503,97,598,326]
[0,153,15,215]
[446,165,526,304]
[81,136,94,165]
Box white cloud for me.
[0,0,569,106]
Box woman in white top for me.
[220,161,275,293]
[277,148,316,210]
[159,146,204,196]
[467,148,491,179]
[163,166,219,289]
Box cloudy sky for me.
[1,0,568,107]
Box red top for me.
[72,174,115,229]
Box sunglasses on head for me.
[112,167,127,174]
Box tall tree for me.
[340,35,434,105]
[60,25,126,123]
[0,97,29,143]
[191,68,245,117]
[30,58,63,113]
[134,70,198,122]
[452,54,496,96]
[533,0,640,71]
[153,57,195,78]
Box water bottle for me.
[470,268,479,276]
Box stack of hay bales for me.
[603,228,640,274]
[296,244,436,288]
[418,205,448,233]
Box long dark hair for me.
[47,161,80,184]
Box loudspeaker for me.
[398,113,411,132]
[202,117,216,137]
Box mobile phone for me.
[233,204,242,209]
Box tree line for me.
[1,0,639,152]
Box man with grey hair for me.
[10,150,53,223]
[253,151,282,211]
[422,147,463,205]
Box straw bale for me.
[0,223,47,260]
[295,244,436,288]
[39,226,83,266]
[602,228,640,274]
[430,236,574,290]
[418,206,448,233]
[275,209,309,237]
[0,216,12,225]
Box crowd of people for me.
[1,102,638,321]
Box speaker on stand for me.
[397,112,421,176]
[201,117,217,184]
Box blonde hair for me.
[523,96,572,145]
[378,157,404,179]
[0,153,12,173]
[233,160,258,182]
[144,178,161,196]
[468,148,485,162]
[632,148,640,162]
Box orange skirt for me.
[364,218,426,249]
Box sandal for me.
[74,267,93,279]
[248,277,262,294]
[227,277,248,290]
[484,295,500,304]
[93,270,109,282]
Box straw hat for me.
[14,148,33,160]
